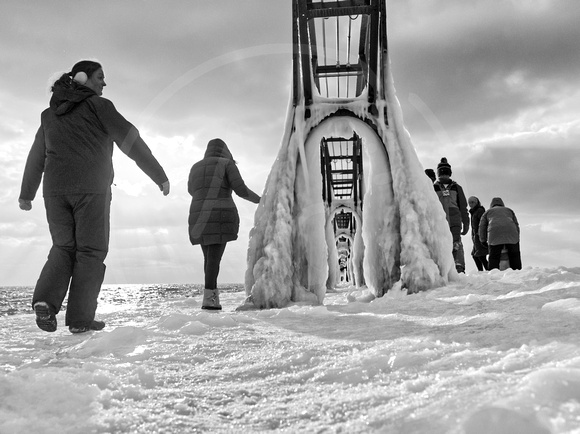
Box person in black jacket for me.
[468,196,489,271]
[19,60,170,334]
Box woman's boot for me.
[201,288,222,310]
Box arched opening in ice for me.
[243,99,455,309]
[297,113,401,297]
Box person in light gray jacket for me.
[478,197,521,270]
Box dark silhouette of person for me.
[19,60,169,333]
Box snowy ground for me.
[1,267,580,433]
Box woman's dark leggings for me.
[201,243,227,289]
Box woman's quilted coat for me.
[188,139,255,245]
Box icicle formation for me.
[240,56,455,310]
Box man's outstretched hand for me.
[19,199,32,211]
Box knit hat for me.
[437,157,452,176]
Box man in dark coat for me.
[19,60,169,334]
[188,138,260,310]
[433,158,470,273]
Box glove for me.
[461,224,469,236]
[160,180,170,196]
[19,199,32,211]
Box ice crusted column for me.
[241,56,456,310]
[242,103,308,309]
[378,56,456,293]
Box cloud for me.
[2,0,579,284]
[520,215,580,269]
[460,120,580,214]
[389,0,580,141]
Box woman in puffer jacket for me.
[478,197,522,270]
[188,138,261,310]
[468,196,488,271]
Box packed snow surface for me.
[1,267,580,433]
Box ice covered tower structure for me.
[243,0,455,309]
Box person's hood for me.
[490,197,505,208]
[204,138,233,160]
[49,79,96,116]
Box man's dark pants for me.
[33,191,110,327]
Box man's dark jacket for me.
[20,79,167,201]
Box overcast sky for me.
[2,0,579,286]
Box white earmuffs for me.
[73,71,88,85]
